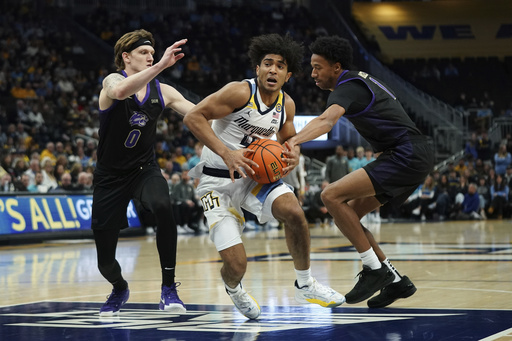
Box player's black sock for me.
[113,279,128,291]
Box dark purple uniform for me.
[328,70,434,206]
[92,71,171,230]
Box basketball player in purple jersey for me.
[92,29,193,316]
[287,35,433,308]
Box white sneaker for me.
[372,212,381,224]
[368,212,375,223]
[265,219,280,230]
[471,211,483,220]
[227,285,261,320]
[295,277,345,308]
[182,224,195,234]
[176,225,187,234]
[245,220,258,230]
[199,219,209,233]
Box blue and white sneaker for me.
[295,278,345,308]
[159,282,187,313]
[99,288,130,316]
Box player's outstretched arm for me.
[287,104,345,149]
[101,39,188,102]
[278,93,300,174]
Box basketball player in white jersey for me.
[184,34,345,319]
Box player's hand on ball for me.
[223,148,257,183]
[245,139,287,184]
[282,141,298,174]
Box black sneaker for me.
[367,275,417,308]
[345,265,394,304]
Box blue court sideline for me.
[1,302,511,340]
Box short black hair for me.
[248,33,304,74]
[309,36,354,70]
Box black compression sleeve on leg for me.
[140,176,178,286]
[93,229,128,290]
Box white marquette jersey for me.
[189,78,286,176]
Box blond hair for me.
[114,29,155,71]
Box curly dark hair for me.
[309,36,354,70]
[248,33,304,74]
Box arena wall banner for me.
[352,0,512,60]
[0,194,141,236]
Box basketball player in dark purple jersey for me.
[286,35,434,308]
[92,29,194,315]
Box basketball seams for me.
[246,138,285,184]
[259,146,271,183]
[261,141,286,167]
[261,147,285,166]
[262,147,285,178]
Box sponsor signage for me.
[0,194,141,235]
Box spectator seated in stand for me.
[169,170,202,233]
[410,174,436,221]
[48,172,82,192]
[304,181,332,225]
[433,174,453,220]
[77,171,93,190]
[451,183,484,220]
[487,174,510,219]
[27,171,44,193]
[13,173,30,192]
[494,144,512,176]
[0,173,13,192]
[477,176,491,219]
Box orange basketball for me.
[245,139,287,184]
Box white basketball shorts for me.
[196,175,292,251]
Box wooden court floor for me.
[1,219,512,340]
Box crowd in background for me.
[75,2,334,113]
[391,58,512,130]
[300,131,512,224]
[388,131,512,222]
[0,2,327,190]
[1,2,511,232]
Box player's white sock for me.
[383,258,401,283]
[295,268,312,288]
[360,247,381,270]
[225,282,242,294]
